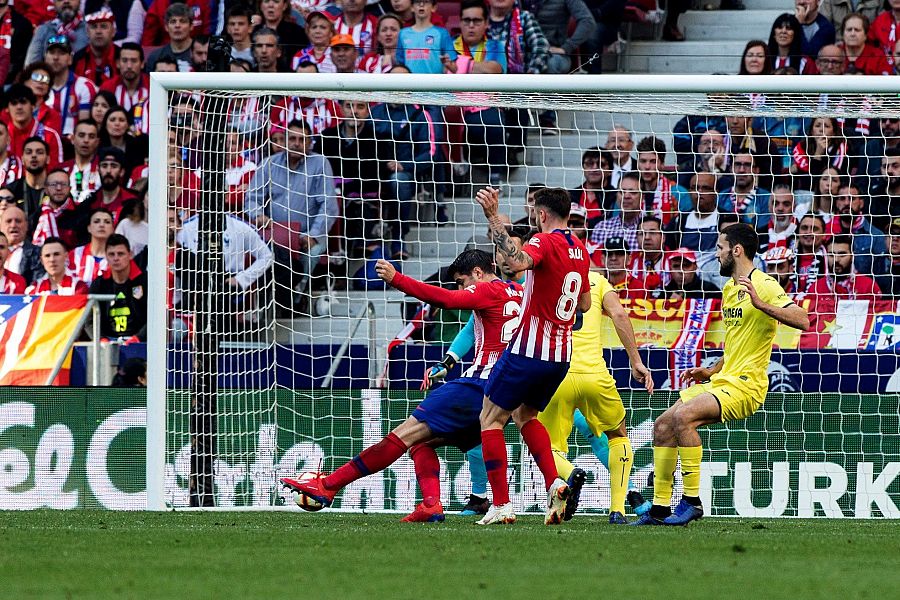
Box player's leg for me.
[537,375,579,481]
[511,404,569,525]
[572,408,610,470]
[662,392,722,526]
[281,416,432,507]
[631,399,681,525]
[603,420,634,524]
[402,440,447,523]
[460,445,491,516]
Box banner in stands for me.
[0,295,88,385]
[1,389,898,517]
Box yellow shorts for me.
[679,376,764,423]
[538,370,626,453]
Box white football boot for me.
[545,478,570,525]
[476,502,516,525]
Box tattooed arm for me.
[474,187,535,272]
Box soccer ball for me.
[288,471,325,512]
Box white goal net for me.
[147,74,900,517]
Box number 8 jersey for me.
[509,229,591,362]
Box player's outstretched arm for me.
[374,259,491,310]
[739,275,810,331]
[602,290,653,393]
[474,187,534,272]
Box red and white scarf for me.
[56,14,83,39]
[650,176,676,226]
[768,215,798,249]
[0,9,12,49]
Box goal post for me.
[147,73,900,516]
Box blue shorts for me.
[485,350,570,412]
[412,377,486,451]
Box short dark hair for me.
[89,207,115,222]
[533,187,571,220]
[640,215,662,229]
[722,222,759,257]
[620,171,641,186]
[41,236,68,252]
[6,83,36,105]
[885,146,900,159]
[46,167,70,178]
[718,212,740,231]
[526,182,546,197]
[252,26,280,44]
[287,118,311,134]
[166,2,193,22]
[106,233,131,251]
[226,4,255,21]
[448,249,495,278]
[23,136,50,154]
[460,0,488,18]
[155,56,179,68]
[74,118,99,133]
[193,34,210,47]
[507,227,529,243]
[829,234,853,251]
[581,146,602,165]
[636,135,666,157]
[119,42,144,60]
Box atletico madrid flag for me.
[0,295,89,385]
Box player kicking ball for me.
[474,187,591,526]
[633,224,809,526]
[280,249,523,522]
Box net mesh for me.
[161,82,900,516]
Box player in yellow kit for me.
[538,234,654,524]
[633,223,810,526]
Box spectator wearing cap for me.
[44,34,98,137]
[718,152,772,231]
[293,11,335,72]
[1,85,64,167]
[795,0,836,58]
[99,43,149,112]
[876,217,900,298]
[72,8,117,86]
[72,147,136,240]
[664,172,720,268]
[663,248,721,301]
[603,236,647,300]
[570,147,614,230]
[397,0,455,74]
[83,0,144,43]
[590,171,644,252]
[0,0,34,85]
[567,203,602,266]
[146,3,195,72]
[830,181,888,275]
[225,4,256,66]
[251,26,286,73]
[142,0,210,48]
[636,136,689,227]
[765,246,800,295]
[331,33,361,74]
[334,0,378,56]
[257,0,310,61]
[627,215,668,294]
[25,0,89,66]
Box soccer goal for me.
[147,73,900,517]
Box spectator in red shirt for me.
[795,212,828,292]
[61,118,100,203]
[0,231,26,293]
[72,8,117,87]
[0,121,23,185]
[142,0,209,47]
[26,236,88,295]
[603,236,648,300]
[768,13,819,74]
[803,234,882,346]
[838,12,891,74]
[867,0,900,65]
[32,167,77,248]
[0,0,34,85]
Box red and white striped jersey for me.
[225,155,257,211]
[0,155,22,185]
[390,273,524,379]
[47,72,97,136]
[358,53,394,74]
[509,229,591,363]
[271,96,342,135]
[292,47,336,73]
[335,13,378,56]
[0,270,25,294]
[69,245,108,285]
[99,75,151,112]
[25,273,88,296]
[61,158,100,204]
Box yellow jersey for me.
[569,271,615,374]
[719,268,792,394]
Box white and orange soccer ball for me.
[287,471,325,512]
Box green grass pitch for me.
[3,511,899,599]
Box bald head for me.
[605,126,634,167]
[816,44,846,75]
[1,206,26,245]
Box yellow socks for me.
[607,436,632,514]
[652,446,678,507]
[679,445,703,498]
[552,449,574,482]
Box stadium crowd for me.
[0,0,899,346]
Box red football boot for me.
[400,497,445,523]
[280,475,337,508]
